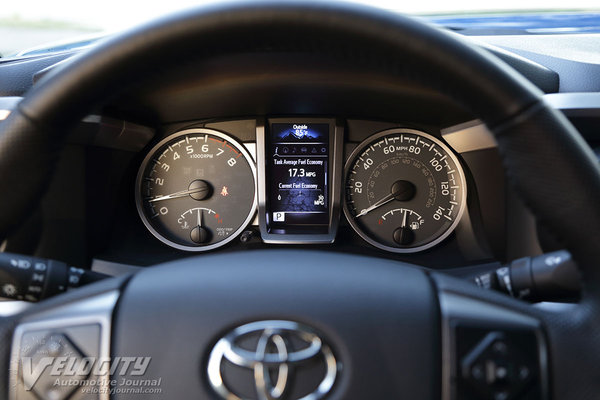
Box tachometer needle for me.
[197,208,203,227]
[149,182,210,203]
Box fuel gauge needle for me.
[393,209,415,246]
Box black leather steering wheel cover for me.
[0,2,598,399]
[491,102,600,398]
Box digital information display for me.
[268,123,330,227]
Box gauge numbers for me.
[343,128,467,253]
[136,129,256,251]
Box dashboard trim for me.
[0,97,22,121]
[441,120,498,153]
[442,92,600,153]
[544,92,600,117]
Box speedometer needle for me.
[355,193,395,218]
[355,180,416,218]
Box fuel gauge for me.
[379,208,424,246]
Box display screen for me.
[268,123,330,227]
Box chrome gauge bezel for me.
[342,128,467,253]
[135,128,258,252]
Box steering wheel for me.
[1,2,599,399]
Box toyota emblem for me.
[207,320,339,400]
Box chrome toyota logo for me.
[207,320,338,400]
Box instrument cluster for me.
[136,118,468,254]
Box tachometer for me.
[136,128,256,251]
[343,128,466,253]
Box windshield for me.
[1,0,599,57]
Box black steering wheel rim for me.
[1,2,600,399]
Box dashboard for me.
[1,29,600,274]
[0,112,511,270]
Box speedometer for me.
[136,128,256,251]
[343,128,467,253]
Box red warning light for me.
[378,219,383,225]
[220,186,229,197]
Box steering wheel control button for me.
[518,366,531,381]
[21,333,88,400]
[492,339,508,355]
[207,320,338,400]
[458,329,541,400]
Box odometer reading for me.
[136,129,256,251]
[343,128,467,253]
